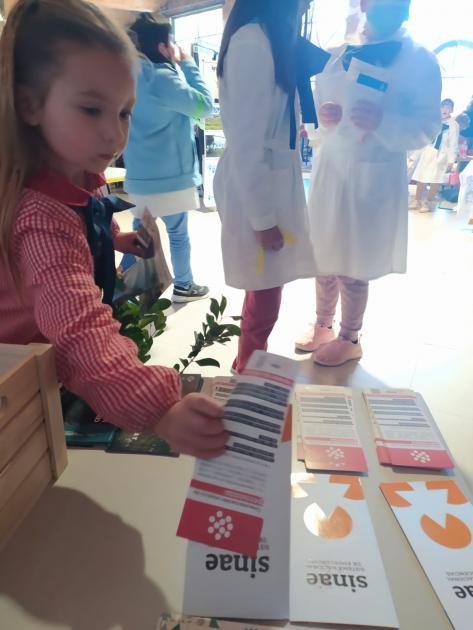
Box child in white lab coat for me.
[411,98,460,212]
[296,0,441,367]
[215,0,327,372]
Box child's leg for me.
[338,276,369,340]
[313,276,368,367]
[161,213,193,289]
[235,287,283,372]
[427,183,439,202]
[295,277,338,352]
[416,182,425,203]
[316,276,340,327]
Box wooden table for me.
[0,377,471,630]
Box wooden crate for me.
[0,343,67,550]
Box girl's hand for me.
[255,226,285,251]
[114,230,154,258]
[319,102,343,128]
[351,100,383,132]
[155,394,227,459]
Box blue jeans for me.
[120,213,193,289]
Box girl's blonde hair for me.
[0,0,136,278]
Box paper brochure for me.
[290,474,399,628]
[295,385,368,473]
[183,416,292,619]
[178,351,296,557]
[382,480,473,630]
[364,389,454,469]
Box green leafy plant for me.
[113,297,171,364]
[113,295,241,370]
[173,297,242,374]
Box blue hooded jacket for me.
[125,58,214,195]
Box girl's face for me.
[22,47,135,185]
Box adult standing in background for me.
[123,14,213,303]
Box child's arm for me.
[373,48,442,152]
[150,58,214,120]
[15,202,181,433]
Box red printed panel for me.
[303,444,368,473]
[177,499,263,557]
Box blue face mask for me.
[367,3,410,39]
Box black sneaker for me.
[172,282,210,304]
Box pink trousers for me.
[316,276,369,339]
[234,287,283,373]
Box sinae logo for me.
[205,553,270,579]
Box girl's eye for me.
[81,107,101,116]
[120,110,132,121]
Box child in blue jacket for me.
[123,15,214,303]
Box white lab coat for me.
[413,119,460,184]
[214,24,316,291]
[308,32,442,281]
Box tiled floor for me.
[115,204,473,490]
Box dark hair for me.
[129,13,172,64]
[217,0,302,94]
[441,98,455,110]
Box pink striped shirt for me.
[0,170,181,431]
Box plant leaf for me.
[210,298,220,320]
[196,358,221,368]
[219,295,227,315]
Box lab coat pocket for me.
[264,142,295,214]
[355,161,392,207]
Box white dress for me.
[128,188,199,219]
[308,31,441,282]
[413,119,460,184]
[214,23,316,291]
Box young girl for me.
[215,0,322,373]
[0,0,226,459]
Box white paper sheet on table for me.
[290,474,399,629]
[382,479,473,630]
[177,351,297,557]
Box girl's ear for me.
[16,86,43,126]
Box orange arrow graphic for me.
[329,475,365,500]
[426,480,468,505]
[381,482,414,507]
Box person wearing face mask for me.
[411,98,460,212]
[296,0,442,366]
[122,14,213,303]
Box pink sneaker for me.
[295,324,336,352]
[313,336,362,367]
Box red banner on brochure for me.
[177,499,263,557]
[303,443,368,473]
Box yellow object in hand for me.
[256,229,297,274]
